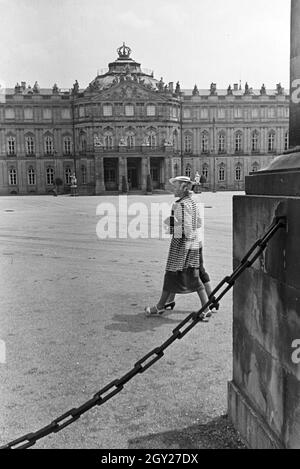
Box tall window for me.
[125,104,134,116]
[235,132,242,152]
[218,108,225,119]
[26,136,35,155]
[218,134,225,152]
[126,133,135,148]
[252,131,259,152]
[146,105,155,116]
[81,165,87,184]
[218,163,226,182]
[185,164,192,178]
[43,108,52,120]
[174,163,179,177]
[200,108,208,119]
[9,168,17,185]
[80,133,87,152]
[103,104,112,116]
[64,136,72,155]
[268,132,275,152]
[235,164,242,181]
[184,135,192,153]
[234,107,242,119]
[46,167,54,185]
[104,134,113,149]
[202,163,209,180]
[28,167,36,185]
[65,167,71,184]
[7,136,16,155]
[5,108,15,119]
[44,136,54,155]
[24,108,33,120]
[183,108,191,119]
[61,108,71,119]
[285,132,289,151]
[148,132,156,148]
[201,132,209,153]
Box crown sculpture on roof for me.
[117,42,131,59]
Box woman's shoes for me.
[164,301,176,310]
[199,310,212,322]
[144,306,166,317]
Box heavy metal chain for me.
[0,216,286,449]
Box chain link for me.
[0,216,286,449]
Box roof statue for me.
[276,83,284,95]
[227,84,233,95]
[192,84,199,96]
[33,81,40,93]
[260,83,266,95]
[117,42,131,59]
[210,82,217,95]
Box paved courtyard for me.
[0,192,245,449]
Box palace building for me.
[0,43,290,195]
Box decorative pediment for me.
[88,80,171,103]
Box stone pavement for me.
[0,192,245,449]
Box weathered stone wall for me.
[228,193,300,448]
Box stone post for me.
[228,0,300,449]
[289,0,300,148]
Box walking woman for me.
[145,176,211,320]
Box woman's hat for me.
[169,176,196,186]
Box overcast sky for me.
[0,0,291,91]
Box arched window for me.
[285,132,289,151]
[201,132,209,153]
[268,132,275,152]
[126,132,135,148]
[80,132,87,152]
[185,164,192,177]
[235,164,242,181]
[252,131,259,152]
[218,163,226,182]
[64,136,72,155]
[44,136,54,155]
[252,162,259,173]
[148,131,156,148]
[104,133,113,149]
[27,167,36,185]
[184,134,192,153]
[25,136,35,155]
[7,136,16,155]
[46,167,54,185]
[202,163,209,180]
[235,132,242,152]
[218,133,225,153]
[8,168,17,185]
[81,165,87,184]
[65,167,71,184]
[173,130,179,150]
[174,163,179,177]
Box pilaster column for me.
[95,151,105,194]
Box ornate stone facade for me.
[0,45,289,195]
